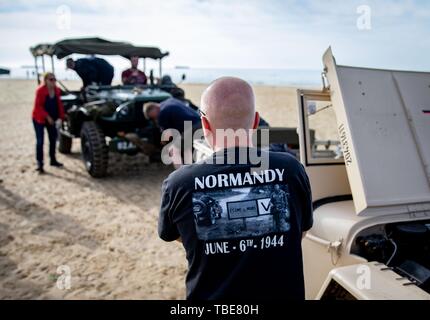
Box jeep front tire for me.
[80,121,108,178]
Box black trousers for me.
[33,120,57,167]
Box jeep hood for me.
[323,47,430,217]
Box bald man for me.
[158,77,313,300]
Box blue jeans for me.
[33,120,58,167]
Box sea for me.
[1,66,322,88]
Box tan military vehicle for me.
[193,47,430,300]
[300,48,430,300]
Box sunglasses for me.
[197,108,207,117]
[47,78,56,82]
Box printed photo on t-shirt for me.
[192,184,291,241]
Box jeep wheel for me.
[58,132,72,154]
[80,121,108,178]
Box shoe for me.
[36,166,45,174]
[50,160,63,167]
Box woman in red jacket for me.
[32,72,65,173]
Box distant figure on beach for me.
[121,56,147,85]
[66,57,114,88]
[158,77,313,300]
[31,72,65,173]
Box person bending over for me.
[66,56,114,88]
[143,97,201,167]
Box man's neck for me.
[207,127,256,152]
[213,140,253,152]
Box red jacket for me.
[121,68,147,85]
[32,85,65,124]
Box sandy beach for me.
[0,79,301,299]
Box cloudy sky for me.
[1,0,430,71]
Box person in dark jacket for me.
[66,57,114,87]
[32,72,65,173]
[143,97,202,168]
[143,97,201,133]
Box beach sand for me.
[0,79,307,299]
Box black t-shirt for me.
[93,57,114,85]
[75,57,114,87]
[158,147,313,300]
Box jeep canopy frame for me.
[30,37,169,84]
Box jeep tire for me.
[80,121,108,178]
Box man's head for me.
[274,184,280,191]
[130,56,139,69]
[66,58,75,70]
[171,87,185,100]
[143,102,161,121]
[200,77,259,149]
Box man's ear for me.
[201,116,215,149]
[201,116,211,132]
[252,112,260,129]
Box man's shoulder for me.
[76,58,88,65]
[164,164,202,187]
[265,150,305,175]
[75,59,91,70]
[266,149,301,164]
[94,57,106,63]
[161,98,185,108]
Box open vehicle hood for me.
[323,47,430,216]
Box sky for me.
[1,0,430,72]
